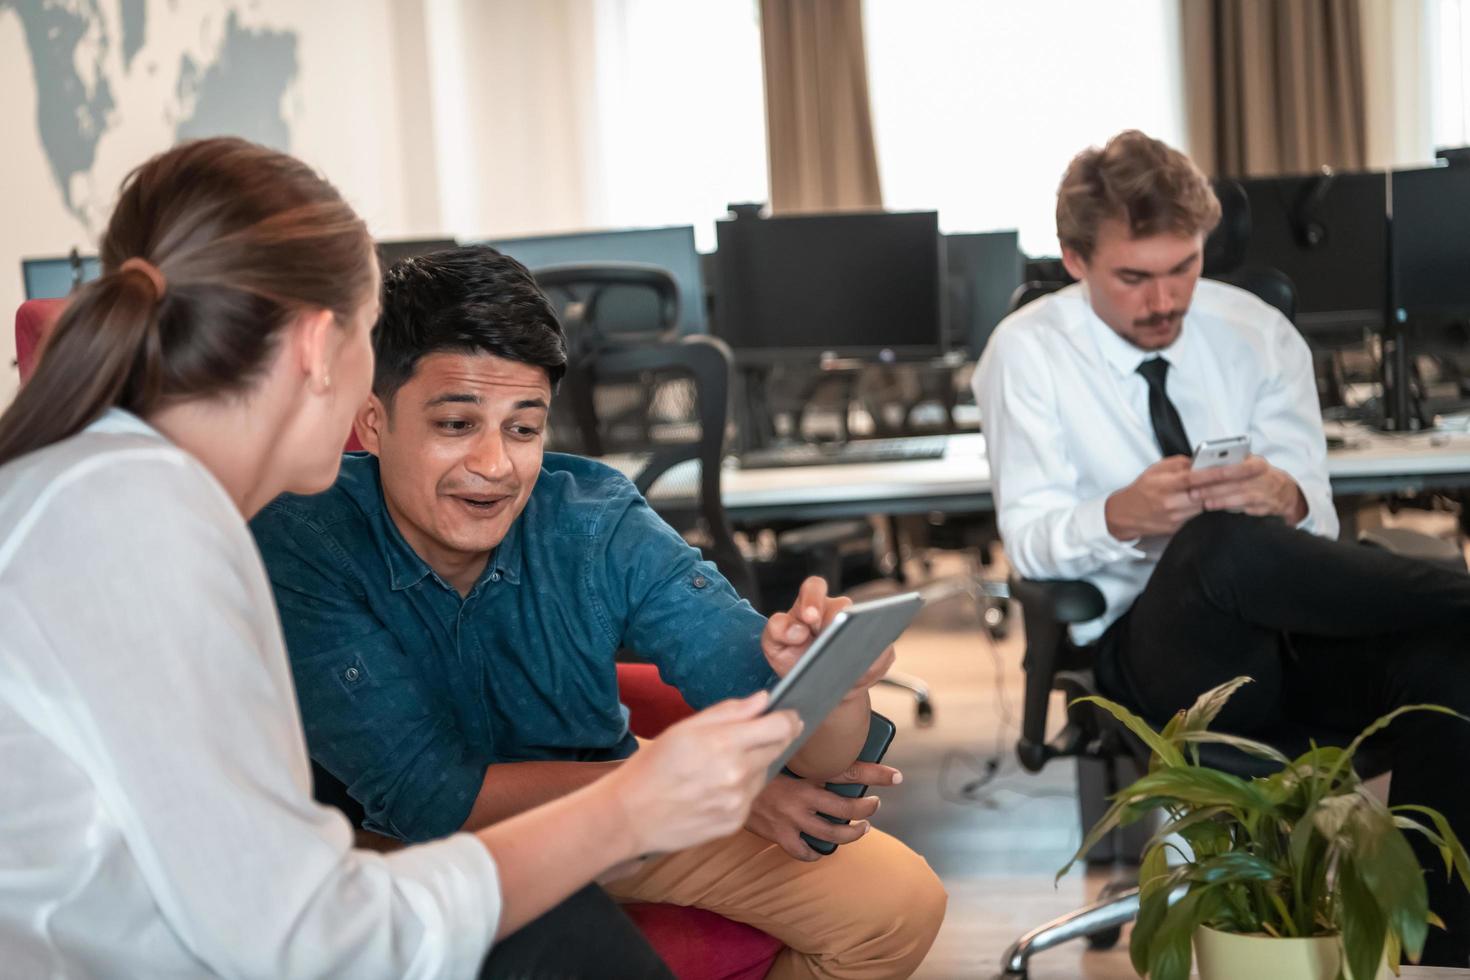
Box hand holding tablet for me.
[761,591,924,780]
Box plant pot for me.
[1194,925,1389,980]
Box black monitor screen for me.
[1392,166,1470,317]
[1237,173,1388,334]
[376,238,457,268]
[488,226,706,334]
[22,255,100,300]
[944,231,1023,358]
[713,211,943,360]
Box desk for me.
[616,426,1470,525]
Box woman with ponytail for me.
[0,138,798,979]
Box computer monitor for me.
[712,211,944,362]
[22,254,101,300]
[943,231,1023,358]
[376,238,457,268]
[1236,172,1389,336]
[1391,166,1470,318]
[487,226,706,334]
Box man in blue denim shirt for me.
[252,247,945,979]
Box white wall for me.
[0,0,774,407]
[0,0,438,407]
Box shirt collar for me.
[378,494,524,593]
[1081,288,1193,379]
[88,407,167,440]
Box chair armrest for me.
[1009,576,1105,772]
[1008,577,1106,624]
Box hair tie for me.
[120,257,167,300]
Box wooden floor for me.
[860,559,1140,980]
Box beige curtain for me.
[758,0,882,212]
[1182,0,1368,177]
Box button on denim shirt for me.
[251,453,773,842]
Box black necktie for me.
[1136,357,1192,458]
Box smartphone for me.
[1191,434,1250,470]
[783,711,898,856]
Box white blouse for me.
[0,410,500,979]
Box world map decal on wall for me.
[1,0,299,231]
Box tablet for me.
[764,591,924,779]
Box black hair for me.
[372,244,567,409]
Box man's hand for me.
[1187,455,1307,523]
[761,577,895,703]
[744,761,901,861]
[1104,456,1202,540]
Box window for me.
[863,0,1187,256]
[586,0,769,251]
[1431,0,1470,151]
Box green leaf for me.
[1288,807,1327,924]
[1130,864,1190,976]
[1145,806,1230,858]
[1394,803,1470,895]
[1148,886,1220,980]
[1347,795,1429,960]
[1139,842,1170,895]
[1338,855,1389,980]
[1179,676,1255,734]
[1056,793,1137,883]
[1071,694,1186,769]
[1188,851,1280,886]
[1173,729,1291,767]
[1328,705,1470,787]
[1118,766,1271,817]
[1312,793,1368,846]
[1393,814,1453,879]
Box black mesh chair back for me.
[535,263,754,601]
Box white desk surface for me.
[720,433,990,512]
[608,425,1470,521]
[1325,422,1470,480]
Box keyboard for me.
[738,437,949,470]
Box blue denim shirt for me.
[250,452,773,842]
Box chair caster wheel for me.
[1087,925,1123,950]
[915,701,935,728]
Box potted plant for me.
[1057,677,1470,980]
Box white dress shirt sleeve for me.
[976,327,1146,580]
[1250,312,1339,539]
[3,453,500,980]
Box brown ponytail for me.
[0,138,374,469]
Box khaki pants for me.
[604,827,947,980]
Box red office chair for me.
[15,298,65,384]
[616,663,784,980]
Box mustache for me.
[1134,309,1186,328]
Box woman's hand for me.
[601,691,802,858]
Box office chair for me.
[557,332,759,604]
[14,298,66,383]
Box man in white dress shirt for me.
[975,130,1470,965]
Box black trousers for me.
[1098,511,1470,966]
[478,885,673,980]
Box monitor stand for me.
[1373,321,1432,433]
